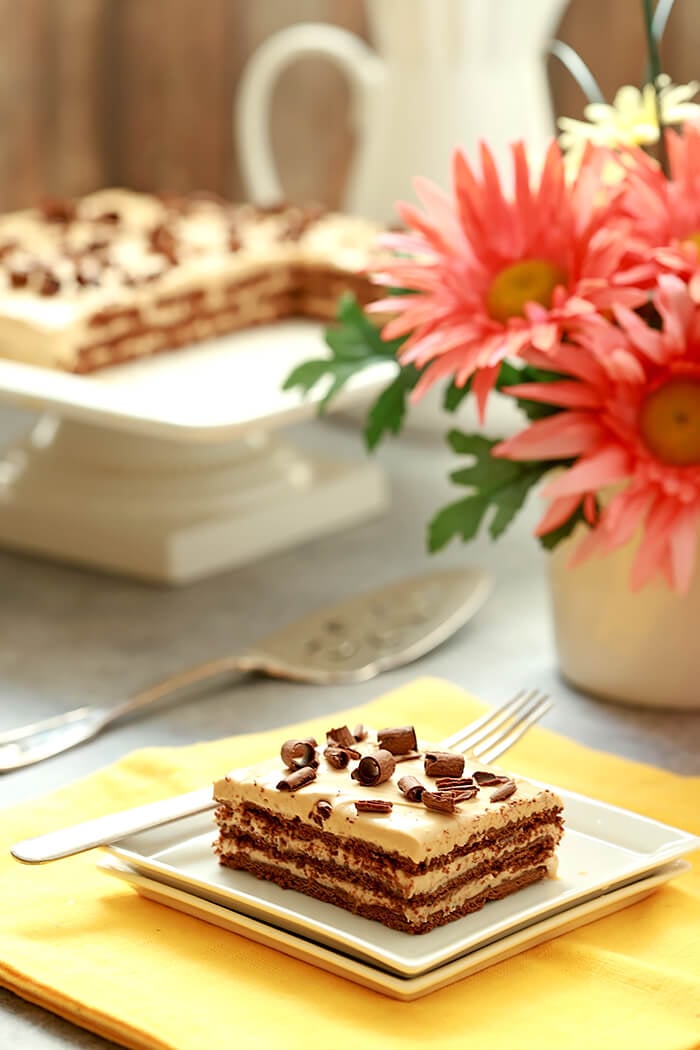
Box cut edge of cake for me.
[212,720,564,935]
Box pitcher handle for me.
[234,22,383,205]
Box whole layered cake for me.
[0,189,386,372]
[213,722,565,934]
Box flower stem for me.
[642,0,671,176]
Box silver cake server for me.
[0,567,491,772]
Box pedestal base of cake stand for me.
[0,416,388,584]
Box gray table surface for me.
[1,403,698,1049]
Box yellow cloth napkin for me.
[1,678,699,1050]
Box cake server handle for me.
[0,655,248,772]
[10,787,215,864]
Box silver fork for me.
[10,688,552,864]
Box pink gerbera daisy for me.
[494,275,700,592]
[368,140,647,418]
[617,122,700,283]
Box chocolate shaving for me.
[39,197,75,223]
[424,751,465,778]
[280,737,317,770]
[352,723,368,742]
[393,750,422,764]
[450,787,479,802]
[435,777,476,790]
[326,725,355,749]
[398,775,425,802]
[490,780,517,802]
[310,800,332,827]
[149,224,178,264]
[255,201,288,216]
[324,746,351,770]
[422,791,458,813]
[38,272,60,296]
[9,269,29,288]
[351,749,395,786]
[377,725,418,755]
[276,766,317,791]
[188,189,228,205]
[354,799,393,814]
[473,770,511,787]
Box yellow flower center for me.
[682,232,700,257]
[486,260,567,324]
[639,378,700,466]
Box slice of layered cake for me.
[213,722,564,934]
[0,189,386,372]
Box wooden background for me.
[0,0,698,212]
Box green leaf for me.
[495,360,565,421]
[364,365,419,450]
[428,496,489,552]
[443,377,472,413]
[281,293,408,414]
[487,473,544,539]
[446,431,494,457]
[538,502,590,551]
[332,293,405,359]
[430,430,557,550]
[282,360,334,394]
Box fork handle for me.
[0,655,248,771]
[11,787,215,863]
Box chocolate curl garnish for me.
[424,752,465,778]
[354,799,393,814]
[149,224,178,264]
[422,791,458,813]
[324,746,351,770]
[377,725,418,755]
[398,775,425,802]
[450,787,479,802]
[435,777,476,790]
[276,766,317,791]
[393,750,422,764]
[9,268,29,288]
[39,196,75,223]
[310,800,333,826]
[490,780,517,802]
[255,200,288,215]
[351,749,395,786]
[353,723,368,742]
[280,737,317,770]
[38,272,61,296]
[326,725,355,749]
[473,770,511,787]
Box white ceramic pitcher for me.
[235,0,569,222]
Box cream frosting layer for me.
[0,189,386,369]
[221,847,549,924]
[213,734,564,865]
[216,813,561,896]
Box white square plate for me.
[103,785,698,977]
[99,856,690,1001]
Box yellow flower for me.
[559,75,700,155]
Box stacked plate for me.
[100,785,699,1000]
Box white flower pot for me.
[548,529,700,710]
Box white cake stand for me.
[0,321,393,584]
